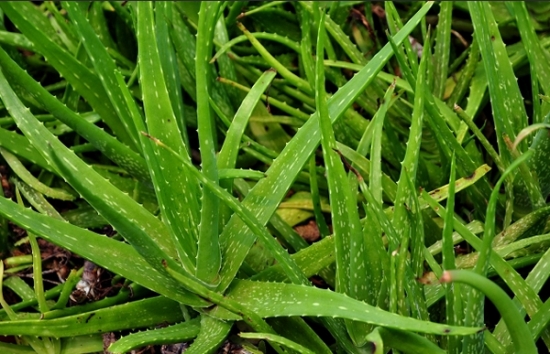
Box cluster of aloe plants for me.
[0,1,549,353]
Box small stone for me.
[294,219,321,242]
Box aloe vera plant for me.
[0,1,549,353]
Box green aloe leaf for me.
[468,2,542,211]
[224,279,482,336]
[463,150,533,352]
[195,1,223,284]
[0,128,51,172]
[85,2,117,50]
[63,2,140,151]
[441,155,463,354]
[185,315,232,354]
[0,196,206,307]
[155,1,189,149]
[0,148,75,201]
[391,30,427,249]
[510,1,550,204]
[432,2,453,99]
[217,69,276,225]
[216,1,435,293]
[313,6,369,345]
[0,46,150,182]
[109,319,201,354]
[368,327,446,354]
[218,69,276,171]
[0,2,134,148]
[240,332,315,354]
[136,2,201,274]
[144,133,307,286]
[0,65,186,281]
[0,297,186,337]
[442,270,538,354]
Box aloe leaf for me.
[493,205,550,248]
[422,82,494,216]
[0,148,75,201]
[5,2,66,49]
[218,169,265,181]
[369,81,395,209]
[493,212,550,347]
[135,2,200,273]
[169,7,197,82]
[0,66,186,277]
[385,24,416,91]
[163,265,286,354]
[364,82,395,284]
[217,76,311,121]
[0,49,150,181]
[510,2,550,98]
[0,30,34,51]
[384,2,419,77]
[217,69,276,224]
[218,69,276,171]
[391,32,427,250]
[185,315,232,354]
[442,270,538,354]
[108,319,201,354]
[397,172,430,323]
[61,42,87,113]
[336,142,397,201]
[13,189,48,315]
[110,1,134,31]
[465,36,550,116]
[0,342,39,354]
[314,6,369,345]
[267,317,333,354]
[432,2,452,99]
[524,295,550,349]
[225,279,482,336]
[421,189,547,351]
[217,2,434,292]
[0,297,185,337]
[447,39,481,108]
[86,2,117,49]
[211,32,301,63]
[468,2,528,159]
[193,1,224,284]
[60,335,104,354]
[44,284,149,320]
[155,1,189,149]
[213,15,241,108]
[319,4,366,67]
[45,3,78,54]
[441,155,462,354]
[465,151,534,353]
[372,327,446,354]
[315,6,358,293]
[455,106,506,175]
[145,133,307,286]
[237,22,312,96]
[401,169,431,321]
[309,155,331,238]
[0,196,205,307]
[298,5,315,87]
[511,2,550,202]
[366,327,384,354]
[63,2,140,151]
[232,179,308,253]
[419,164,491,209]
[0,2,134,148]
[240,332,315,354]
